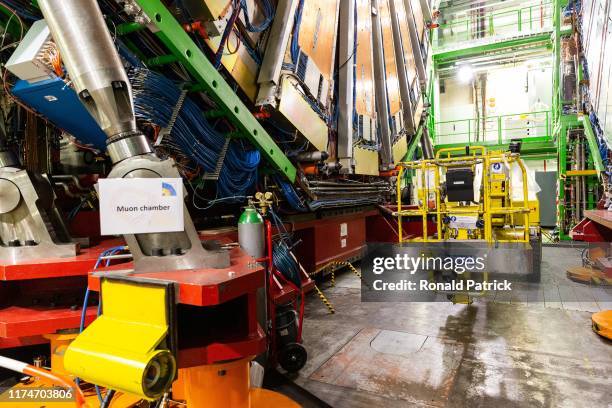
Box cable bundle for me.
[240,0,274,33]
[290,0,305,66]
[128,68,259,198]
[269,209,302,287]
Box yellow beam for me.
[565,169,599,177]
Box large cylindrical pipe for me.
[38,0,151,162]
[388,0,416,134]
[421,126,435,159]
[371,0,394,170]
[402,0,427,90]
[337,0,356,163]
[0,127,17,168]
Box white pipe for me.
[0,355,29,373]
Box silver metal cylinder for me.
[0,150,18,168]
[337,0,356,161]
[39,0,138,139]
[238,223,265,259]
[107,133,154,164]
[421,126,435,159]
[402,0,427,90]
[371,0,394,170]
[296,151,329,162]
[388,0,416,134]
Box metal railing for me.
[434,110,552,145]
[433,2,554,50]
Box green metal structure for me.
[425,0,605,240]
[130,0,297,182]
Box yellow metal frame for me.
[395,146,533,243]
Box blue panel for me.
[12,78,107,150]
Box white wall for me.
[524,158,557,173]
[435,61,552,144]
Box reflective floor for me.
[295,246,612,407]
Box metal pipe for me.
[420,126,435,160]
[38,0,152,163]
[574,141,580,222]
[371,0,394,169]
[310,186,390,192]
[337,0,356,166]
[0,355,87,408]
[418,0,433,23]
[402,0,427,90]
[295,151,329,162]
[0,126,18,168]
[256,0,298,106]
[307,180,388,186]
[388,0,416,134]
[580,139,587,214]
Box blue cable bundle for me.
[290,0,305,66]
[273,175,308,212]
[240,0,275,33]
[269,209,302,287]
[128,68,260,198]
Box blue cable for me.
[128,68,259,199]
[291,0,305,65]
[240,0,275,33]
[77,245,128,405]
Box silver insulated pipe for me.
[0,129,17,168]
[38,0,151,163]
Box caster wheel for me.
[278,343,307,373]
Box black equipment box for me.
[446,168,474,202]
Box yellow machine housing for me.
[395,147,542,303]
[396,146,540,243]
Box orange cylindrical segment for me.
[180,358,251,408]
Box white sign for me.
[340,222,348,237]
[99,178,184,235]
[449,215,478,230]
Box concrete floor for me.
[293,246,612,407]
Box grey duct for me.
[38,0,151,163]
[371,0,394,169]
[337,0,356,169]
[388,0,416,135]
[256,0,298,106]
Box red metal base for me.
[0,239,123,281]
[0,306,97,339]
[571,211,612,242]
[89,247,267,367]
[0,239,122,349]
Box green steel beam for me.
[116,21,147,36]
[433,32,552,64]
[405,131,422,161]
[582,118,605,173]
[434,137,557,156]
[134,0,297,181]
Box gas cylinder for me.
[238,207,265,259]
